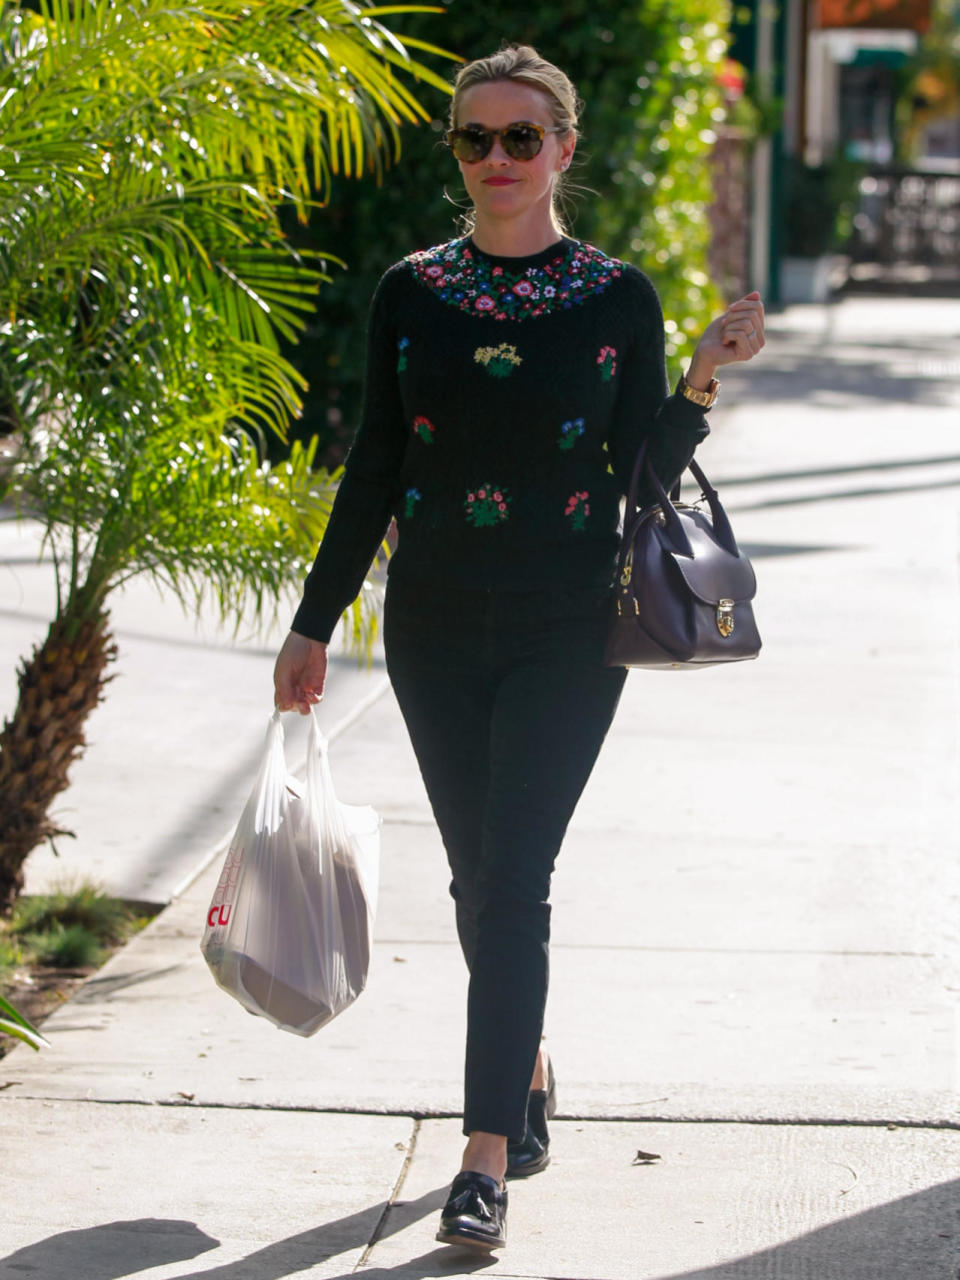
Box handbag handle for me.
[623,440,739,559]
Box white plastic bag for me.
[200,710,379,1036]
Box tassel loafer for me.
[506,1055,557,1179]
[436,1170,507,1250]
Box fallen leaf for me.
[633,1150,661,1165]
[177,1091,196,1101]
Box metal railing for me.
[851,168,960,267]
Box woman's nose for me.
[486,135,511,164]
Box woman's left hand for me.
[691,291,766,372]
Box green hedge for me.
[282,1,731,464]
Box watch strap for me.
[677,372,720,409]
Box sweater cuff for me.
[664,388,712,437]
[290,599,337,646]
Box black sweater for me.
[292,236,710,643]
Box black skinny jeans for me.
[384,578,627,1142]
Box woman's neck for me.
[469,214,565,259]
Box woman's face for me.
[453,80,575,234]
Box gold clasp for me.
[716,599,735,638]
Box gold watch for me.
[677,372,720,409]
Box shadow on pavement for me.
[716,453,960,488]
[656,1175,960,1280]
[722,355,959,409]
[0,1187,498,1280]
[728,472,960,513]
[0,1219,218,1280]
[72,964,186,1003]
[1,1176,956,1278]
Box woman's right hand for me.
[274,630,328,715]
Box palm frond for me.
[0,992,49,1050]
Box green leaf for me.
[0,994,50,1051]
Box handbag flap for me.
[638,507,756,604]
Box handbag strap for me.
[622,441,739,559]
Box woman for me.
[274,44,765,1252]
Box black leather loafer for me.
[435,1170,507,1251]
[506,1055,557,1180]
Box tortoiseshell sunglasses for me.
[445,121,563,164]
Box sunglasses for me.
[445,121,564,164]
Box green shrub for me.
[28,923,104,970]
[12,883,139,946]
[278,1,732,464]
[1,883,148,982]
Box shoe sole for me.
[436,1228,505,1251]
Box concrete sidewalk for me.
[1,294,959,1279]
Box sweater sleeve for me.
[291,265,408,643]
[607,266,710,509]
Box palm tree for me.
[0,0,454,906]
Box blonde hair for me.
[449,44,583,234]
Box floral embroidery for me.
[565,491,590,531]
[597,346,617,381]
[412,415,435,445]
[397,337,410,372]
[474,343,522,378]
[406,239,624,321]
[558,417,585,451]
[403,487,422,519]
[465,484,510,527]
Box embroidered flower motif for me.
[397,337,410,373]
[465,484,510,527]
[597,346,617,381]
[558,418,586,451]
[565,491,591,531]
[405,239,624,322]
[403,487,422,519]
[412,415,435,444]
[473,343,522,379]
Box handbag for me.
[604,441,760,669]
[201,709,380,1036]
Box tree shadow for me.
[652,1175,960,1280]
[0,1219,218,1280]
[715,453,960,489]
[728,472,960,513]
[720,351,959,409]
[2,1174,957,1279]
[0,1186,475,1280]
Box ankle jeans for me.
[383,578,627,1142]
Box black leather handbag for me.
[604,443,760,669]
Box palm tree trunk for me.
[0,606,116,910]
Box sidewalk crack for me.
[355,1116,420,1269]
